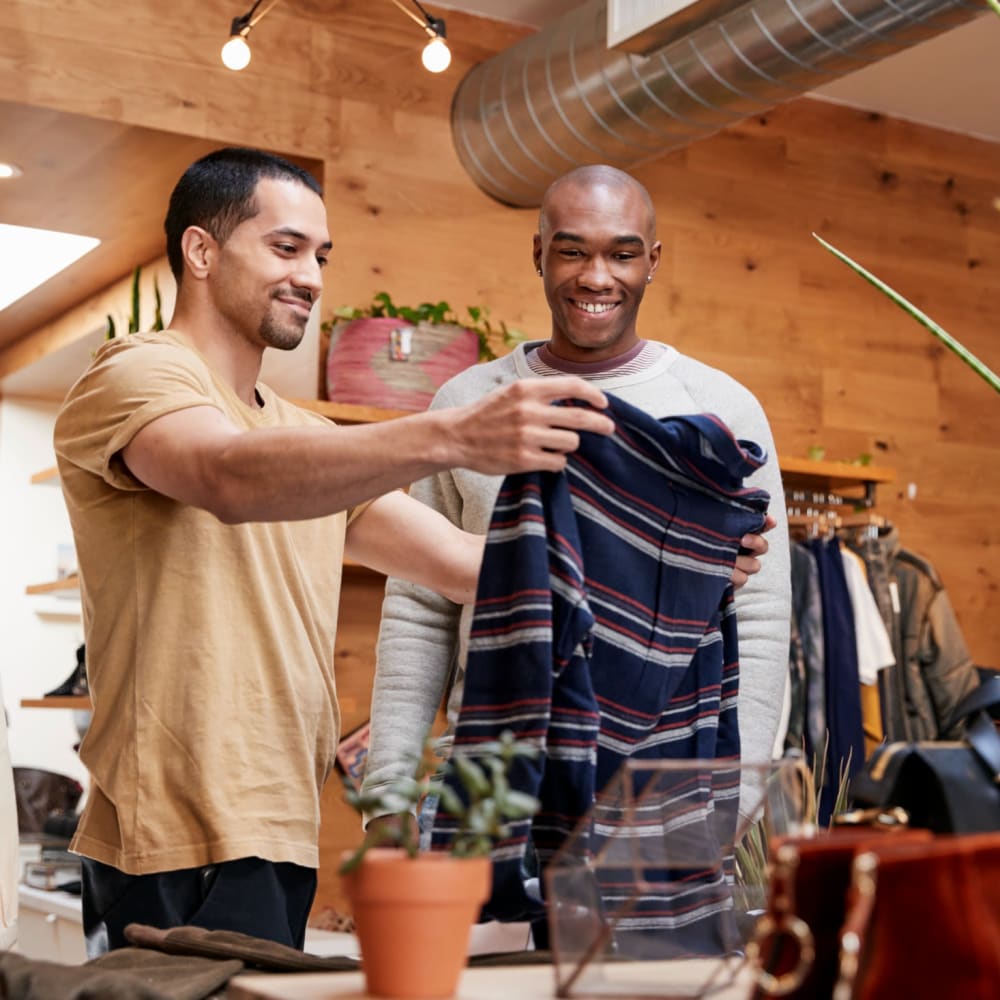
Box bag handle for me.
[833,851,879,1000]
[946,676,1000,782]
[947,675,1000,728]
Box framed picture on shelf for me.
[336,721,371,790]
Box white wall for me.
[0,397,88,789]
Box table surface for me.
[226,958,755,999]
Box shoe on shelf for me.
[44,644,88,698]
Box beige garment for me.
[841,546,892,756]
[55,331,353,875]
[0,675,17,951]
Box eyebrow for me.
[269,226,333,251]
[551,230,645,248]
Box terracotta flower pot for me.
[342,848,492,998]
[325,317,480,411]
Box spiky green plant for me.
[106,265,165,340]
[813,234,999,394]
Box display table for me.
[227,959,755,999]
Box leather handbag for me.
[13,767,83,834]
[847,676,1000,833]
[747,824,932,1000]
[835,831,1000,1000]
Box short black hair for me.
[164,147,323,283]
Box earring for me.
[536,267,543,276]
[646,275,652,283]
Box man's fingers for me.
[731,553,761,590]
[739,531,769,557]
[528,374,609,411]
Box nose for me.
[578,254,613,291]
[290,258,324,301]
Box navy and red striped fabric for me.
[430,394,770,934]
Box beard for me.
[259,290,311,351]
[259,313,306,351]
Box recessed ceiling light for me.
[0,224,101,312]
[0,162,22,179]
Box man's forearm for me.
[131,375,614,525]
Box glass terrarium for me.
[545,757,810,998]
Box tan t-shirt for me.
[55,331,348,874]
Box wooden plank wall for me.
[3,0,999,915]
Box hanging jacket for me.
[850,526,978,740]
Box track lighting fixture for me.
[221,0,451,74]
[388,0,452,73]
[221,0,281,71]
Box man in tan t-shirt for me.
[53,146,615,954]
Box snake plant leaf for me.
[813,233,1000,395]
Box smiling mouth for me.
[279,297,312,318]
[569,299,618,315]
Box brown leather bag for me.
[836,831,1000,1000]
[747,823,933,999]
[12,767,83,834]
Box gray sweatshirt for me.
[364,341,791,821]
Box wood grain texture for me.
[2,0,998,920]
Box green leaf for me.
[813,233,1000,395]
[500,790,541,820]
[153,277,164,332]
[453,754,490,798]
[129,266,141,333]
[436,784,466,818]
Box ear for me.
[180,226,217,281]
[648,239,663,278]
[532,233,543,274]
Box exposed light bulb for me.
[221,34,252,71]
[0,162,23,180]
[421,36,451,73]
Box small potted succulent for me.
[322,291,526,411]
[340,730,540,999]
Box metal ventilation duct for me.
[451,0,982,207]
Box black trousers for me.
[81,856,317,955]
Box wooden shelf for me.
[26,575,79,596]
[20,696,91,710]
[779,456,895,485]
[293,399,414,424]
[780,456,895,507]
[30,466,60,485]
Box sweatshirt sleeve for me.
[360,465,466,823]
[731,407,792,782]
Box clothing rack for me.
[787,510,886,538]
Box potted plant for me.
[339,730,540,999]
[322,291,526,412]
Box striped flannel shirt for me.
[430,394,770,944]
